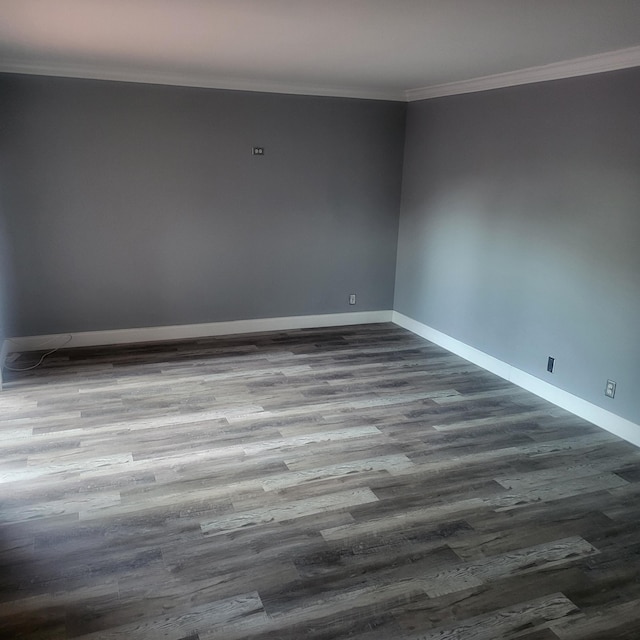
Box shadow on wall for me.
[0,198,11,385]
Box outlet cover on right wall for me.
[605,379,616,398]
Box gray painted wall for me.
[395,67,640,425]
[0,74,405,337]
[3,68,638,427]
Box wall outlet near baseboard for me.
[349,294,356,305]
[547,356,555,373]
[605,379,616,398]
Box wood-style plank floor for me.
[1,323,640,639]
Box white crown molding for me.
[406,45,640,101]
[392,311,640,449]
[0,58,406,102]
[1,46,639,104]
[2,310,393,355]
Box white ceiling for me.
[2,0,640,100]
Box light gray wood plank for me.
[201,487,379,534]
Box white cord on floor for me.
[3,335,73,372]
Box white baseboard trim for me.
[392,311,640,448]
[3,310,394,354]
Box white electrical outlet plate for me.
[349,294,356,305]
[605,379,616,398]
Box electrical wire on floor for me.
[3,335,73,372]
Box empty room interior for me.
[2,1,640,638]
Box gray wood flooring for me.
[1,323,640,639]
